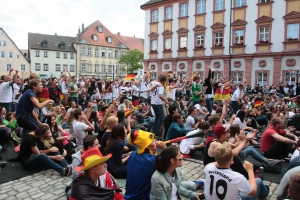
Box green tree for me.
[118,49,144,73]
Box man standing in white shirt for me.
[0,69,17,112]
[167,78,186,101]
[204,143,269,200]
[150,75,168,136]
[12,77,22,112]
[231,84,244,115]
[140,73,150,104]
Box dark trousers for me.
[230,101,239,115]
[109,165,127,179]
[264,141,289,159]
[231,156,248,179]
[17,117,39,132]
[0,128,8,147]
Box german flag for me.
[192,72,199,81]
[167,71,173,77]
[214,85,231,101]
[37,87,49,103]
[214,86,223,101]
[125,73,138,81]
[254,98,264,107]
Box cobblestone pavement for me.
[0,160,279,200]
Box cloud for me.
[0,0,145,49]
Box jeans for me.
[151,104,164,136]
[180,181,198,200]
[230,101,239,115]
[0,103,11,112]
[240,146,265,162]
[285,156,300,172]
[206,98,214,113]
[239,178,269,200]
[24,153,68,175]
[103,98,112,104]
[17,117,40,131]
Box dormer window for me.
[107,37,112,43]
[92,35,98,42]
[98,26,103,33]
[41,39,48,47]
[59,41,65,49]
[120,43,126,48]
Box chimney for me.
[82,23,84,32]
[117,32,120,35]
[55,33,57,36]
[78,26,80,34]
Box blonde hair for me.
[214,143,232,165]
[40,135,55,149]
[29,73,40,80]
[123,99,130,109]
[106,116,118,129]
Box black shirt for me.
[203,139,217,166]
[19,134,38,165]
[100,131,111,152]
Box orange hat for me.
[128,130,155,154]
[75,148,111,171]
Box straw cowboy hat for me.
[75,148,111,171]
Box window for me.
[152,10,158,22]
[165,38,172,50]
[285,72,297,85]
[115,50,119,58]
[43,64,48,71]
[150,73,156,80]
[59,43,65,49]
[214,32,223,44]
[108,65,112,73]
[64,53,68,59]
[36,51,40,57]
[151,40,157,51]
[70,65,75,72]
[180,36,187,48]
[216,0,224,11]
[41,42,47,47]
[102,49,106,57]
[56,64,61,71]
[232,72,243,83]
[63,64,68,71]
[35,63,41,71]
[121,50,125,56]
[6,64,11,71]
[93,35,98,42]
[259,27,269,41]
[44,51,48,57]
[196,34,204,47]
[88,64,92,72]
[214,72,222,80]
[70,53,74,59]
[197,0,205,14]
[166,7,172,20]
[9,52,12,58]
[257,72,268,86]
[81,46,86,55]
[81,64,86,72]
[95,48,99,57]
[98,26,103,33]
[2,41,6,46]
[95,64,99,73]
[108,50,113,58]
[260,0,271,3]
[20,65,25,72]
[107,37,112,43]
[236,0,245,7]
[287,23,299,40]
[88,47,92,56]
[17,55,19,58]
[180,3,188,17]
[101,64,106,72]
[1,52,4,57]
[56,52,60,58]
[234,30,244,44]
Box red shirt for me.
[261,126,286,152]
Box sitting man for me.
[70,148,123,200]
[204,143,269,200]
[261,117,298,159]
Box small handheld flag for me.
[125,73,138,81]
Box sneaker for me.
[194,179,205,189]
[0,161,7,168]
[63,165,72,176]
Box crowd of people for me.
[1,66,300,200]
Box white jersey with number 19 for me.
[203,163,253,200]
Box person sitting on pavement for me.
[203,143,269,200]
[19,123,71,176]
[165,113,191,141]
[70,148,123,200]
[150,145,204,200]
[163,105,179,140]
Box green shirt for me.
[291,102,300,109]
[68,82,78,98]
[191,82,201,102]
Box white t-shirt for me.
[185,115,196,130]
[0,82,13,103]
[167,86,177,100]
[195,104,208,118]
[131,85,139,97]
[12,83,21,103]
[180,129,202,154]
[171,176,178,200]
[232,117,247,129]
[231,88,243,101]
[140,80,149,98]
[111,83,119,98]
[151,82,164,105]
[73,120,88,147]
[60,80,69,94]
[125,86,132,99]
[204,164,253,200]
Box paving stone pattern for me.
[0,160,279,200]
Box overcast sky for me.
[0,0,146,49]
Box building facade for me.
[28,33,77,79]
[141,0,300,86]
[75,21,144,79]
[0,28,30,77]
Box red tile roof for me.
[113,33,144,52]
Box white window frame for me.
[287,23,299,40]
[70,53,74,59]
[98,26,103,33]
[0,52,4,57]
[44,51,48,57]
[259,27,270,41]
[81,46,86,55]
[63,53,68,59]
[216,0,224,11]
[102,49,106,57]
[196,34,204,46]
[152,10,158,22]
[257,72,268,86]
[43,64,48,71]
[166,7,172,20]
[93,35,98,42]
[6,64,12,71]
[180,3,188,17]
[20,65,25,72]
[285,72,297,85]
[121,50,125,56]
[115,50,119,58]
[36,51,40,57]
[108,65,112,73]
[197,0,205,14]
[108,49,113,58]
[150,73,157,80]
[56,52,60,58]
[95,64,99,73]
[214,72,222,80]
[35,63,40,71]
[107,37,112,43]
[81,64,86,72]
[236,0,245,7]
[165,38,172,50]
[214,32,223,44]
[180,36,187,48]
[63,64,68,71]
[88,47,92,56]
[95,48,99,57]
[88,64,92,72]
[2,41,6,46]
[151,40,157,51]
[101,64,106,72]
[234,30,244,44]
[70,65,75,72]
[232,72,243,83]
[8,52,12,58]
[56,64,61,71]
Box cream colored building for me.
[0,28,30,77]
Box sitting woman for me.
[104,124,130,179]
[165,113,191,141]
[19,123,71,176]
[150,145,203,200]
[100,116,118,152]
[3,112,21,144]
